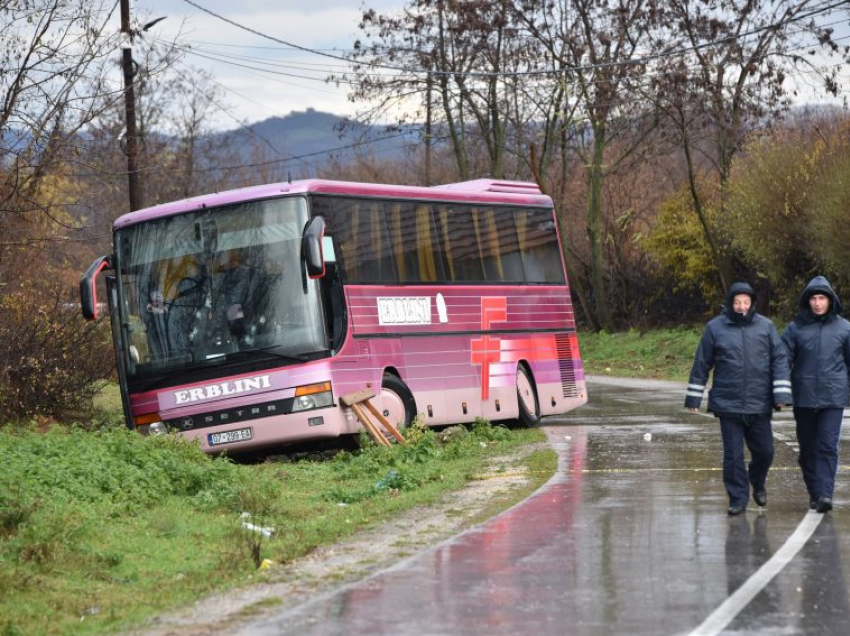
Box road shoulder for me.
[123,441,551,636]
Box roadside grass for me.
[578,326,703,380]
[0,419,550,636]
[92,383,122,415]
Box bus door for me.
[106,275,134,429]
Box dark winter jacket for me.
[686,282,792,414]
[781,276,850,409]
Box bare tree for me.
[77,55,252,247]
[515,0,665,331]
[341,0,544,181]
[653,0,850,291]
[0,0,122,284]
[135,64,244,202]
[342,0,668,330]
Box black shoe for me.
[753,491,767,507]
[728,505,747,516]
[816,497,833,513]
[810,500,817,510]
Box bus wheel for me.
[516,365,540,427]
[380,374,416,429]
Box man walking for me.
[782,276,850,513]
[686,282,791,516]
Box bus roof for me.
[112,179,553,230]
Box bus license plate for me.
[208,428,253,446]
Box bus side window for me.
[414,204,446,283]
[494,209,525,282]
[475,208,505,282]
[517,210,566,284]
[358,202,395,282]
[388,203,421,283]
[317,198,397,284]
[437,206,485,282]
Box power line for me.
[67,129,416,178]
[166,41,366,87]
[148,8,850,93]
[181,0,849,78]
[191,131,414,174]
[152,32,850,120]
[167,10,850,63]
[181,0,379,67]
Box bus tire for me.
[380,374,416,429]
[516,364,540,427]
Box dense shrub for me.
[720,118,850,317]
[0,426,247,519]
[807,123,850,287]
[724,127,822,315]
[0,284,114,422]
[642,185,722,312]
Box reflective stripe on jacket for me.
[686,312,791,414]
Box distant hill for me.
[217,108,415,168]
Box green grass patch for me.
[92,383,122,416]
[578,327,703,380]
[0,419,547,635]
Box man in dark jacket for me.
[686,282,792,516]
[782,276,850,514]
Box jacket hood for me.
[726,282,756,307]
[798,275,843,315]
[723,282,756,324]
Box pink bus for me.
[81,179,586,453]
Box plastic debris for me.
[565,435,572,441]
[242,521,274,538]
[374,469,400,491]
[643,432,652,441]
[240,512,274,538]
[259,559,275,570]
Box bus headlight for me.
[147,422,167,436]
[292,382,333,412]
[138,421,167,436]
[135,412,165,435]
[295,395,317,411]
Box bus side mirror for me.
[303,216,326,279]
[80,255,113,320]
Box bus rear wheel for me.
[516,365,540,427]
[380,374,416,429]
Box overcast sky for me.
[132,0,404,128]
[129,1,850,131]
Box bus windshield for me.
[115,196,327,383]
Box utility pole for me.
[120,0,143,211]
[424,71,432,187]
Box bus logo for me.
[174,375,272,405]
[377,297,432,326]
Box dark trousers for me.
[719,413,775,507]
[793,407,843,501]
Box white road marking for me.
[688,512,824,636]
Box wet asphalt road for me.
[236,376,850,635]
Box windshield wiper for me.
[226,345,311,364]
